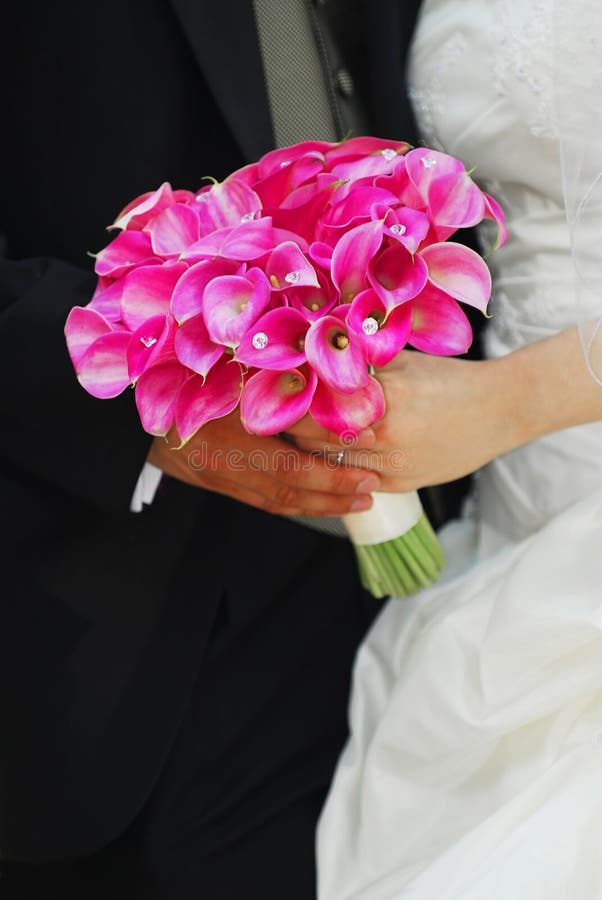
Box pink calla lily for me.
[304,315,369,394]
[241,366,317,435]
[75,331,132,399]
[135,361,187,436]
[287,269,337,321]
[265,241,319,290]
[368,241,429,310]
[65,307,114,368]
[88,278,126,322]
[347,289,412,366]
[381,206,430,254]
[235,307,308,369]
[319,185,398,239]
[408,283,473,355]
[253,154,326,207]
[144,204,201,257]
[256,142,334,179]
[170,258,242,324]
[112,182,175,231]
[174,313,224,377]
[94,230,159,279]
[120,263,186,330]
[181,217,276,262]
[310,375,385,437]
[128,314,178,381]
[203,268,271,347]
[325,136,410,165]
[175,358,244,444]
[405,148,465,203]
[331,220,384,302]
[194,177,261,235]
[427,171,486,239]
[421,242,492,313]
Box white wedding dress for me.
[317,2,602,898]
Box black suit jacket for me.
[1,0,423,863]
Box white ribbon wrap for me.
[342,490,423,546]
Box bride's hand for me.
[289,351,518,491]
[288,328,602,492]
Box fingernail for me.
[356,427,376,447]
[356,475,380,494]
[350,496,373,512]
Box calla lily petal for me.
[241,367,317,435]
[288,269,337,321]
[331,220,384,301]
[194,177,261,235]
[405,148,464,203]
[421,242,492,313]
[135,361,187,436]
[144,204,201,256]
[120,263,186,330]
[170,258,241,323]
[257,142,333,178]
[203,268,271,347]
[348,289,412,366]
[76,332,132,398]
[174,313,224,377]
[128,314,178,381]
[181,217,276,261]
[112,182,175,231]
[408,284,473,355]
[94,231,159,278]
[325,137,410,164]
[428,171,486,239]
[483,192,509,249]
[382,206,430,254]
[175,358,243,444]
[308,241,333,269]
[235,307,308,369]
[368,242,429,309]
[65,307,113,368]
[310,376,385,437]
[305,315,369,394]
[89,278,126,322]
[266,241,319,290]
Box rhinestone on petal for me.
[361,317,379,336]
[240,212,255,223]
[381,148,398,161]
[421,157,437,169]
[390,223,407,235]
[252,332,269,350]
[140,336,158,348]
[285,271,301,285]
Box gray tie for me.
[252,0,340,146]
[253,0,350,537]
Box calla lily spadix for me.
[65,134,506,601]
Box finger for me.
[286,413,376,449]
[201,470,375,517]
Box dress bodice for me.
[407,0,602,545]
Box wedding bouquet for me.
[65,137,506,598]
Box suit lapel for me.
[168,0,274,161]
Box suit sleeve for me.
[0,256,152,513]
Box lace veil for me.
[554,0,602,383]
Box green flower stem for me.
[353,513,446,600]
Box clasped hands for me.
[150,332,581,516]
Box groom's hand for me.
[148,409,380,517]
